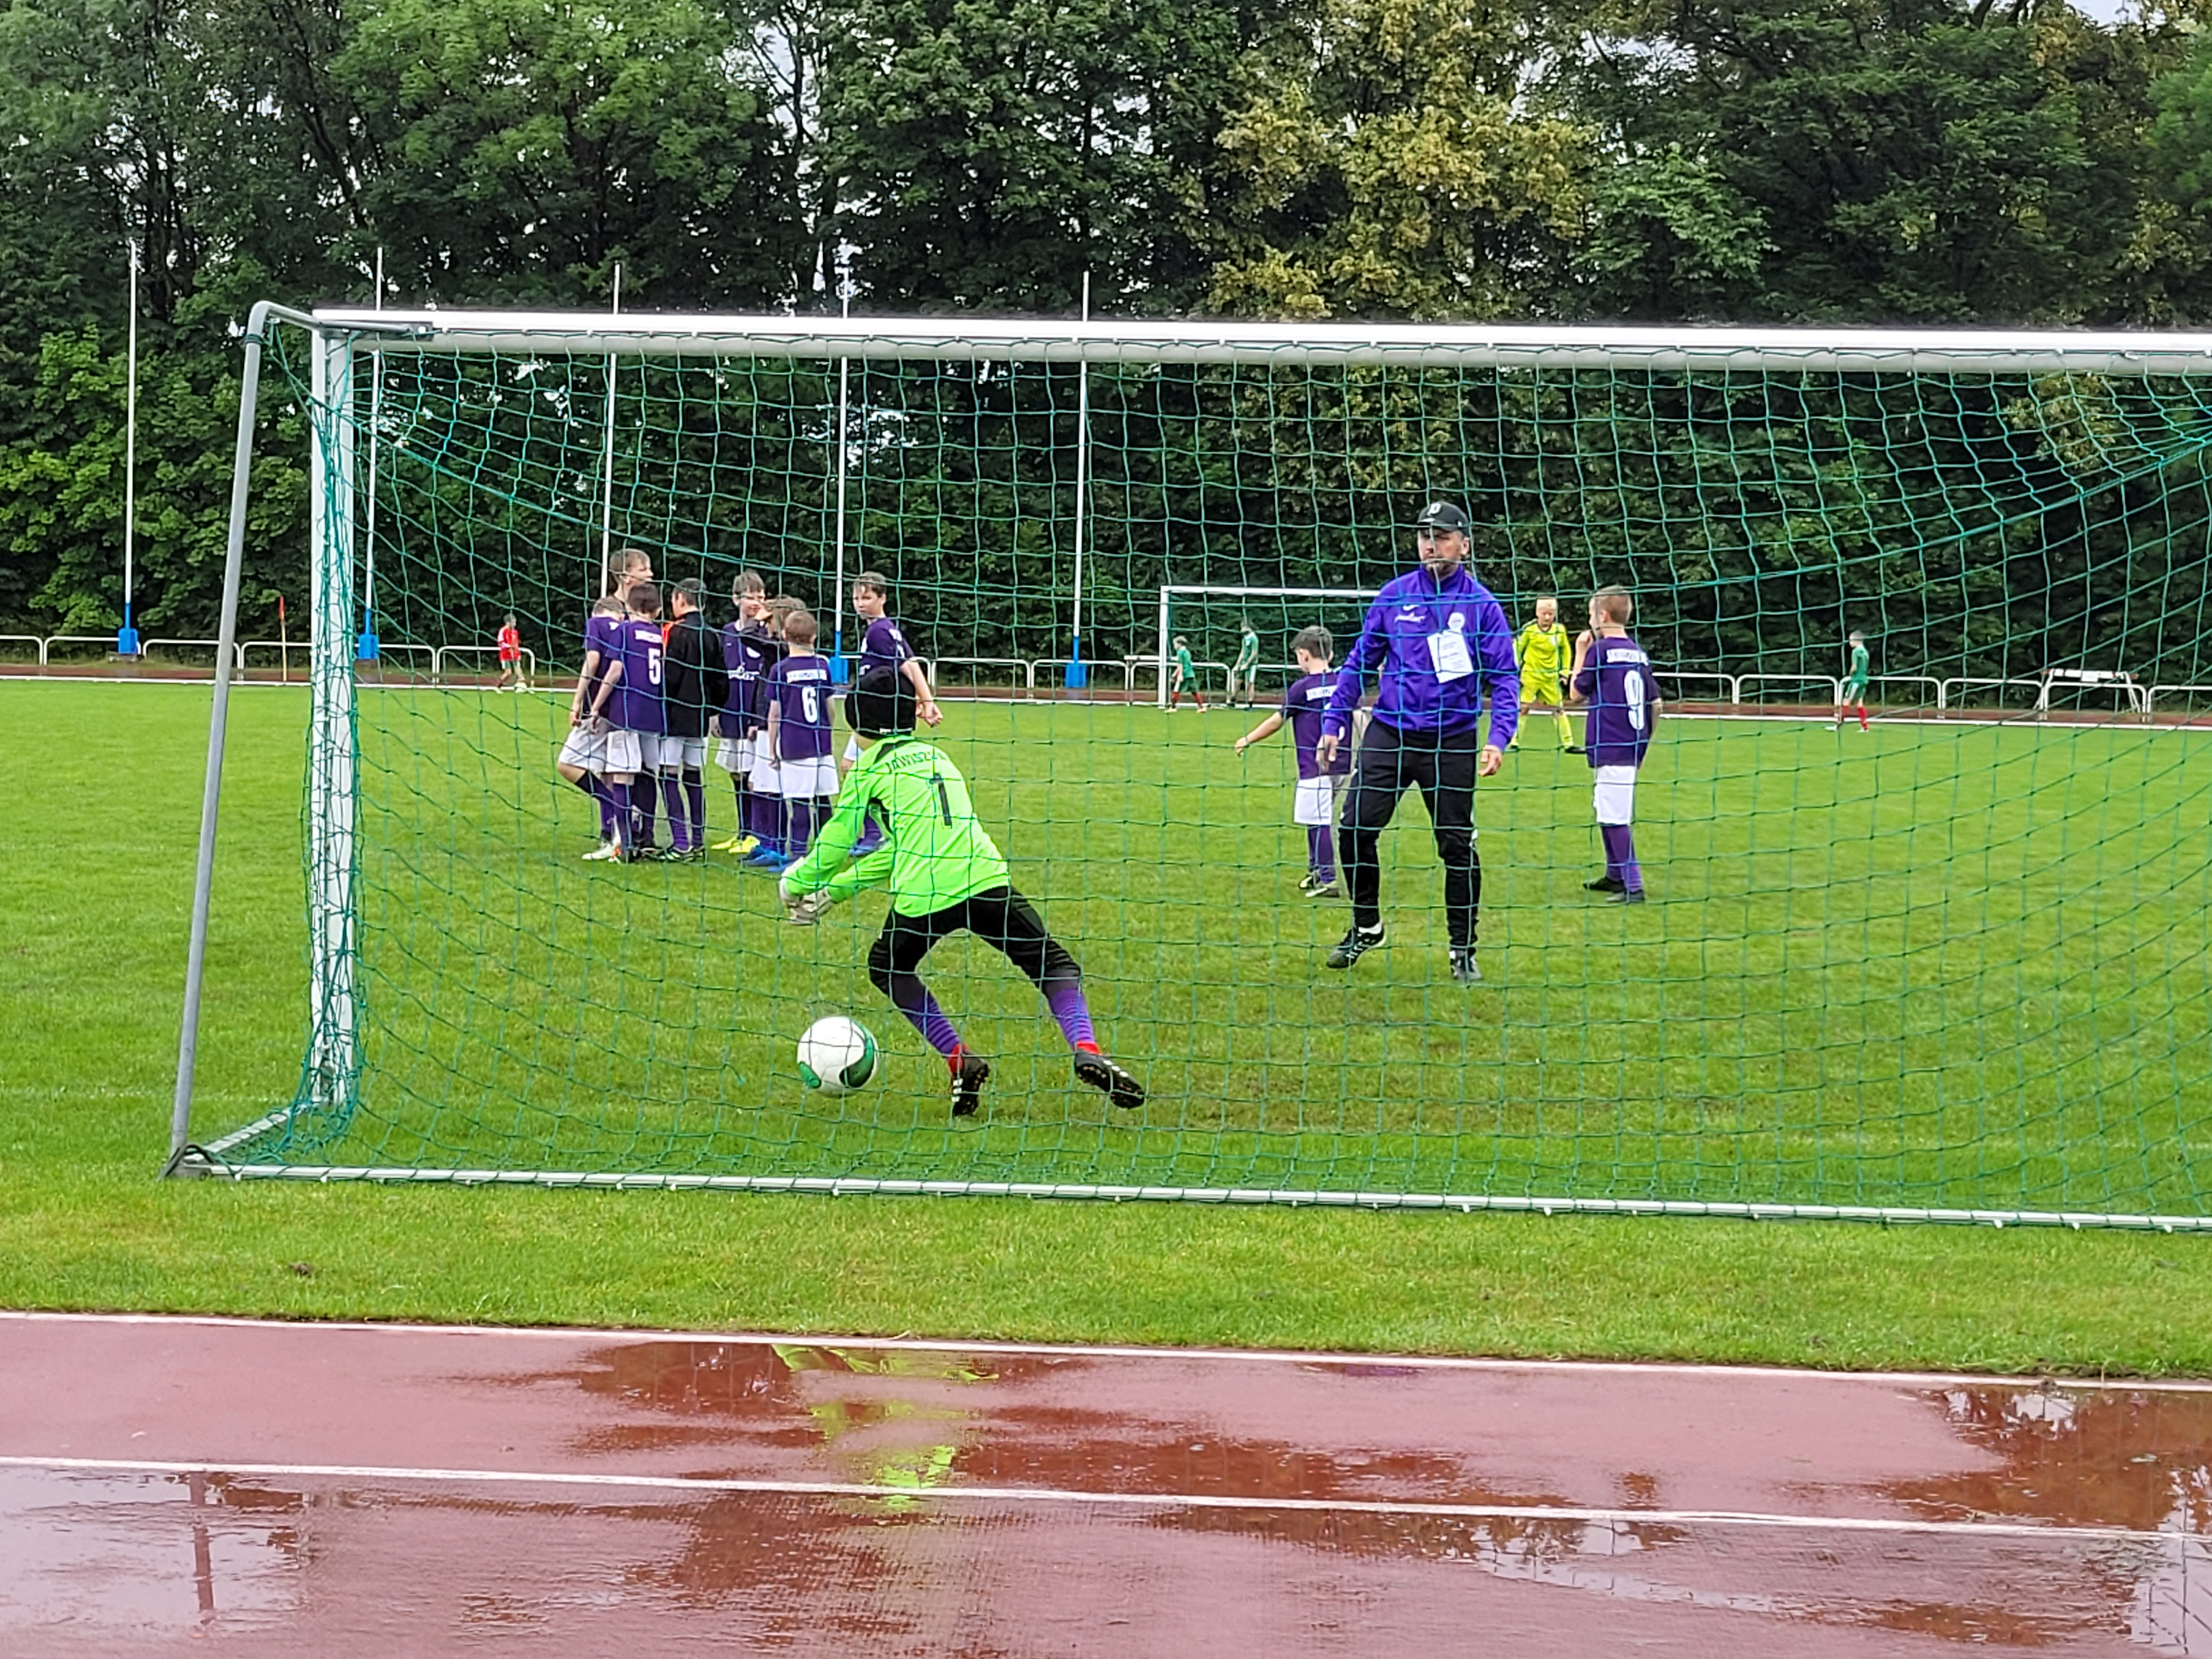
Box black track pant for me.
[866,885,1081,1002]
[1340,722,1482,948]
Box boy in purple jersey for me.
[711,571,770,855]
[764,608,838,868]
[1569,586,1661,904]
[741,596,799,866]
[558,596,627,858]
[1234,626,1350,897]
[846,570,940,855]
[579,583,666,863]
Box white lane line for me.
[3,1310,2205,1391]
[2,1453,2202,1546]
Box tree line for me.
[7,0,2212,662]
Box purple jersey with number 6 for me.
[768,653,834,760]
[1571,633,1656,768]
[609,618,666,734]
[1281,672,1348,780]
[860,616,914,678]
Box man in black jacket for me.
[658,578,732,860]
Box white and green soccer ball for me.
[796,1016,879,1095]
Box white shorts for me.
[653,733,706,771]
[601,728,645,777]
[1294,772,1348,828]
[749,749,782,796]
[842,732,862,764]
[778,755,840,801]
[556,726,605,774]
[1594,764,1638,826]
[717,733,757,774]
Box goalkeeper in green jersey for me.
[1510,597,1577,750]
[780,668,1145,1119]
[1837,631,1871,731]
[1228,618,1262,709]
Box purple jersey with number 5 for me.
[768,653,834,759]
[1281,672,1348,780]
[1571,633,1656,768]
[609,618,666,734]
[860,616,914,678]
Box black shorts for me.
[868,886,1078,987]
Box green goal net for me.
[177,312,2212,1226]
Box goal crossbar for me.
[309,307,2212,374]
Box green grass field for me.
[5,679,2212,1374]
[232,683,2211,1215]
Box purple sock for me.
[632,774,658,849]
[608,780,631,847]
[787,798,817,858]
[1044,978,1096,1050]
[575,773,615,840]
[1601,823,1642,892]
[889,976,963,1057]
[749,789,778,851]
[1307,824,1334,879]
[661,772,688,851]
[684,770,707,852]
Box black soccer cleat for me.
[1073,1050,1146,1111]
[1584,874,1626,893]
[1325,923,1386,969]
[1449,949,1482,984]
[1608,888,1647,904]
[950,1052,991,1118]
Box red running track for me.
[2,1312,2208,1656]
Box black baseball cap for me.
[844,666,917,737]
[1415,501,1471,532]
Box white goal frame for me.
[164,303,2212,1229]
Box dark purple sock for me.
[1307,824,1334,878]
[608,780,631,847]
[749,789,777,850]
[575,772,614,840]
[1601,824,1642,891]
[684,770,707,852]
[1043,977,1096,1050]
[888,976,962,1056]
[787,798,817,858]
[632,773,658,849]
[661,771,687,851]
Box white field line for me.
[5,1310,2210,1392]
[2,1452,2200,1546]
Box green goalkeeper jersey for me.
[1844,643,1870,687]
[1514,620,1571,683]
[1234,630,1260,669]
[782,736,1009,916]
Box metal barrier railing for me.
[0,634,46,664]
[432,645,539,683]
[237,640,307,677]
[1937,676,2044,710]
[1737,673,1843,704]
[144,638,241,671]
[2149,683,2212,717]
[926,656,1036,693]
[42,634,118,663]
[1655,671,1740,704]
[1869,675,1944,708]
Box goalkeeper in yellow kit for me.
[1510,596,1577,751]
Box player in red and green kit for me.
[779,669,1146,1119]
[1837,631,1871,730]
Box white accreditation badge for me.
[1426,628,1474,683]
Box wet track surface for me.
[2,1314,2207,1654]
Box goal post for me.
[169,306,2212,1227]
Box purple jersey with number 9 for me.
[610,618,666,734]
[1571,634,1656,768]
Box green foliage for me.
[7,0,2212,637]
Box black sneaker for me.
[664,845,704,863]
[1608,889,1647,904]
[1563,744,1587,755]
[1449,949,1481,984]
[1073,1051,1145,1110]
[1584,874,1626,893]
[950,1052,991,1118]
[1325,923,1386,969]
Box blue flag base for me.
[116,626,141,657]
[356,631,380,662]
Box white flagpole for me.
[831,243,855,680]
[1067,271,1091,690]
[358,246,383,662]
[119,240,139,657]
[599,264,622,594]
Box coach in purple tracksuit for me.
[1316,501,1520,984]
